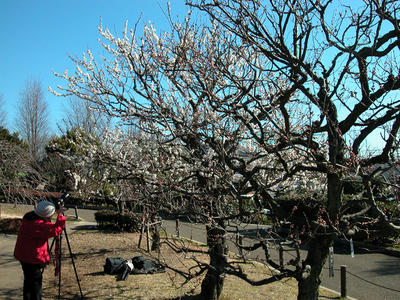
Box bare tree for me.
[16,78,49,161]
[52,1,400,299]
[0,94,7,127]
[52,14,313,298]
[0,128,44,205]
[186,0,400,298]
[58,96,109,138]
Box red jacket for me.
[14,211,66,264]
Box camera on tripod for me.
[55,193,70,210]
[48,192,83,299]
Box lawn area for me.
[1,203,342,299]
[40,231,341,300]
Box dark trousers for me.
[20,262,45,300]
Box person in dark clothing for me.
[14,200,66,300]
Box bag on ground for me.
[104,255,165,279]
[104,257,125,275]
[131,255,165,274]
[117,260,134,281]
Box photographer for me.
[14,200,66,300]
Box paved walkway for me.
[0,218,96,300]
[161,219,400,300]
[0,234,23,300]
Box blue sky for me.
[0,0,188,133]
[0,1,389,153]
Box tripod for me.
[48,226,84,299]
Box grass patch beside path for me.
[1,204,342,299]
[40,231,341,300]
[0,203,81,225]
[0,203,32,218]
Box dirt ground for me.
[38,230,341,300]
[0,204,340,300]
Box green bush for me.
[0,218,22,234]
[94,210,141,232]
[377,200,400,219]
[251,212,274,225]
[94,210,117,227]
[117,211,141,232]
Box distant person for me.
[14,200,66,300]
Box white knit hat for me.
[34,201,56,218]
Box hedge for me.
[94,210,141,232]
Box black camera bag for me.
[104,257,125,275]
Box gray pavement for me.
[0,207,96,300]
[161,219,400,300]
[0,234,23,300]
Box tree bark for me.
[297,234,334,300]
[117,199,125,213]
[201,224,227,300]
[297,122,344,299]
[151,215,161,251]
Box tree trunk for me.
[151,215,161,251]
[297,171,342,299]
[297,113,345,298]
[297,121,344,299]
[117,199,125,213]
[200,224,227,300]
[297,234,334,300]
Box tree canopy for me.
[52,1,400,299]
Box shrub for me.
[94,210,141,232]
[94,210,117,227]
[0,218,22,234]
[117,211,141,232]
